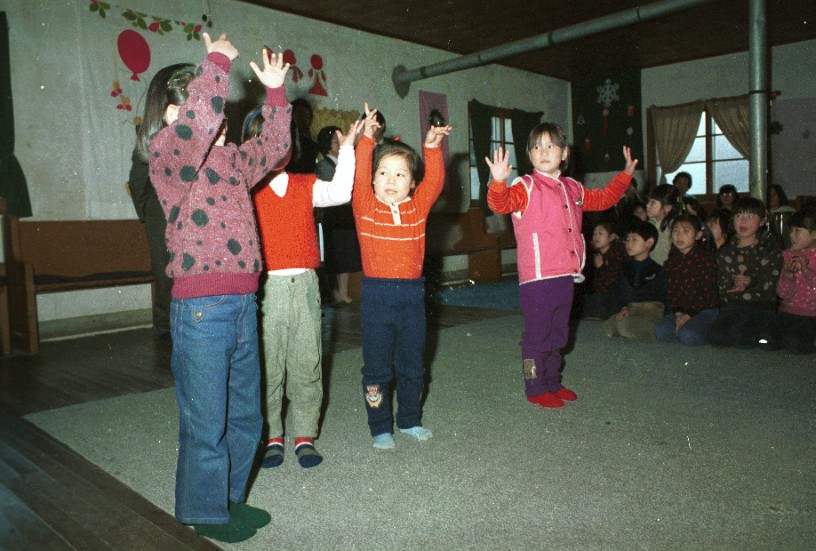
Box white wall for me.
[641,39,816,197]
[0,0,568,322]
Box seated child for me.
[705,207,733,250]
[708,197,783,348]
[582,220,626,320]
[246,110,363,468]
[603,219,667,340]
[645,184,679,265]
[653,214,719,346]
[758,208,816,353]
[353,104,452,449]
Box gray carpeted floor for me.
[25,317,815,550]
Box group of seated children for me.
[582,193,815,354]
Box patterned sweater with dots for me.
[663,244,719,316]
[148,52,291,298]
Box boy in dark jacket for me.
[603,219,666,339]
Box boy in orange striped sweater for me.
[353,104,452,449]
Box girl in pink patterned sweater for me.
[141,33,291,528]
[760,208,816,353]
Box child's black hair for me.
[316,125,341,156]
[767,183,790,209]
[626,219,659,251]
[648,183,680,232]
[732,196,767,219]
[373,140,425,184]
[135,63,196,162]
[594,219,617,237]
[716,184,738,208]
[526,122,569,172]
[706,207,735,242]
[790,207,816,232]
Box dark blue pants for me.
[519,277,574,396]
[709,303,774,348]
[360,277,426,436]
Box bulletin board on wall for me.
[770,97,816,198]
[570,69,643,176]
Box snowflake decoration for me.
[597,78,620,108]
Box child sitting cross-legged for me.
[653,213,719,346]
[582,220,626,320]
[602,219,667,340]
[757,207,816,353]
[708,197,782,349]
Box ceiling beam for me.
[392,0,718,97]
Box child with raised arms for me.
[353,104,451,449]
[143,33,291,528]
[486,122,637,408]
[245,112,363,468]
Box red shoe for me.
[527,392,564,408]
[554,387,577,401]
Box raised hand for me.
[361,103,380,139]
[338,119,364,147]
[249,48,290,89]
[622,145,638,175]
[203,32,239,61]
[485,147,513,182]
[425,124,452,148]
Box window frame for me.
[647,107,749,200]
[468,106,516,207]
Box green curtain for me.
[0,12,32,217]
[469,99,493,211]
[511,108,544,176]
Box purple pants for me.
[519,276,574,397]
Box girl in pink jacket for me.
[486,122,637,408]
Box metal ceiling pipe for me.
[392,0,718,97]
[748,0,768,201]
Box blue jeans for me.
[360,277,426,436]
[170,293,262,524]
[654,308,718,346]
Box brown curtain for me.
[706,95,750,159]
[649,100,704,184]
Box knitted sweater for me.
[254,173,321,271]
[254,144,356,271]
[663,244,719,316]
[148,53,291,298]
[777,247,816,317]
[716,234,782,309]
[352,135,444,279]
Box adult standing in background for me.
[317,125,362,304]
[128,126,173,340]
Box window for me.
[658,111,749,196]
[469,108,517,204]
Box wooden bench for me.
[2,215,153,353]
[426,207,516,283]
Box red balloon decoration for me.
[117,30,151,81]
